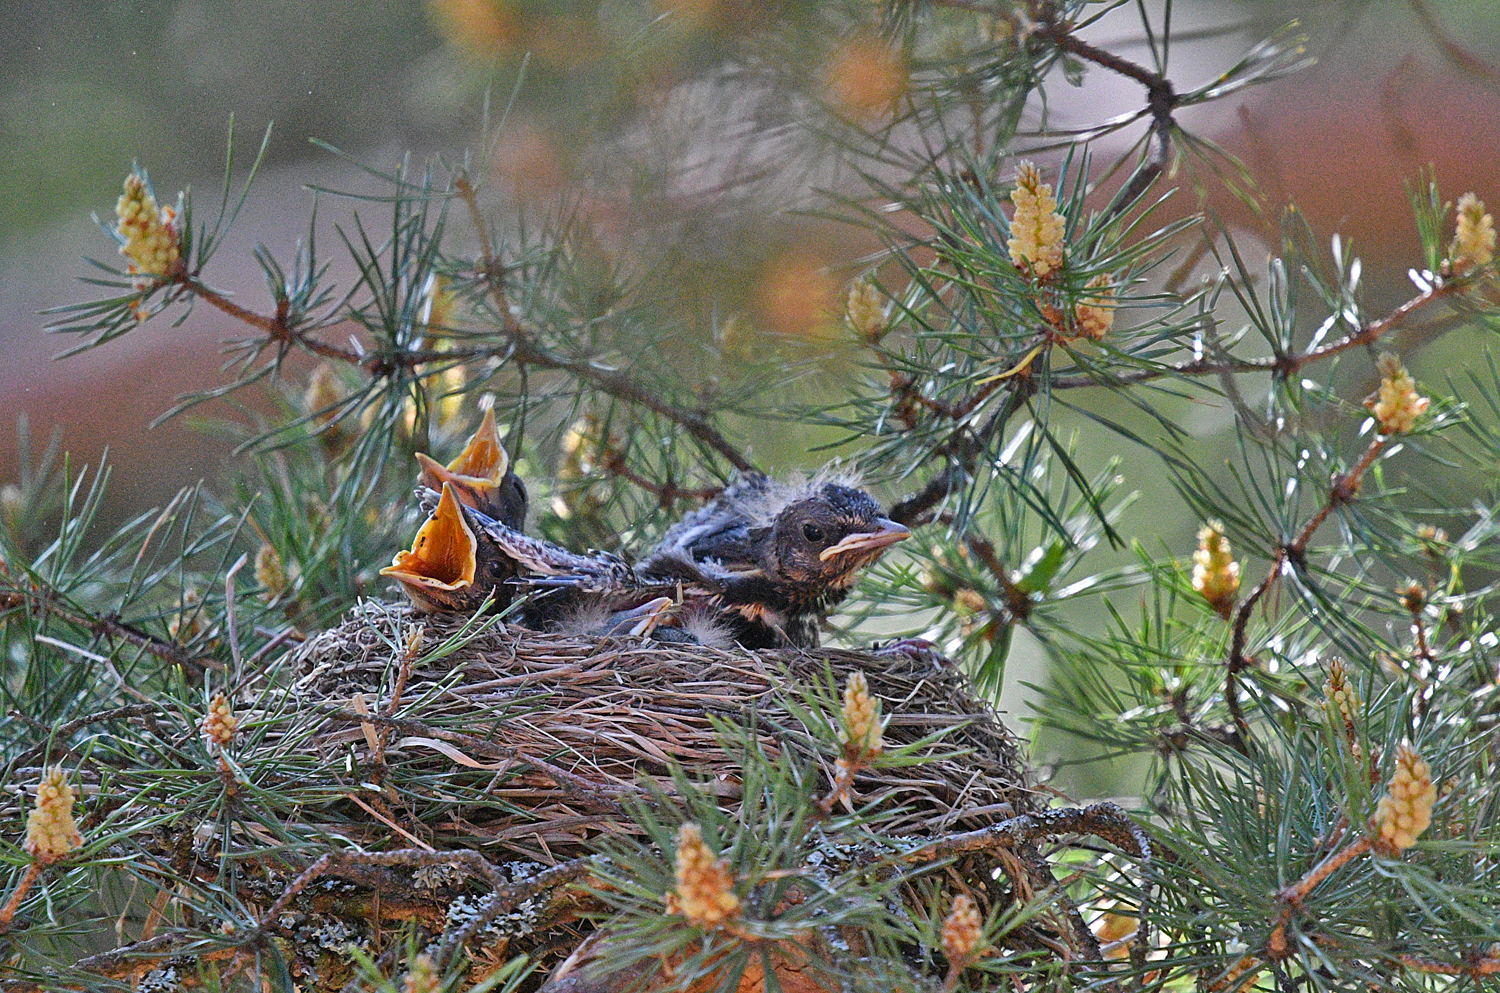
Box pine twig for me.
[453,175,760,475]
[1225,437,1387,748]
[1,574,221,675]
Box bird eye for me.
[802,523,825,543]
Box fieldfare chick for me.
[636,472,910,648]
[414,408,528,529]
[383,482,635,627]
[380,482,493,614]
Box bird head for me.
[415,408,528,527]
[381,482,511,613]
[765,483,910,589]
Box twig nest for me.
[285,599,1038,862]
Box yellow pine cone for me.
[24,766,83,862]
[1191,521,1240,619]
[1074,273,1116,339]
[1371,743,1436,853]
[1322,658,1358,727]
[201,693,239,748]
[1366,354,1429,436]
[667,822,740,927]
[402,953,440,993]
[168,588,203,643]
[846,278,888,343]
[941,892,984,964]
[254,543,287,601]
[115,173,182,279]
[838,670,884,759]
[1450,192,1495,270]
[1008,161,1066,278]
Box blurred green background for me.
[2,0,1498,791]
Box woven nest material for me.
[284,599,1038,864]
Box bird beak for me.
[415,408,511,513]
[381,483,478,605]
[613,596,676,637]
[819,517,911,561]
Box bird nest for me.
[283,598,1040,862]
[5,599,1150,992]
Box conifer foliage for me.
[4,1,1500,991]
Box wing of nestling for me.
[639,471,772,579]
[416,486,634,585]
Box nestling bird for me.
[383,471,910,651]
[550,595,677,640]
[380,483,490,615]
[414,408,528,529]
[382,483,634,627]
[634,472,911,648]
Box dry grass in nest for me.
[282,599,1039,864]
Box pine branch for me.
[455,176,761,474]
[0,573,221,676]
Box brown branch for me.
[185,278,363,367]
[521,342,759,473]
[906,802,1152,864]
[1264,834,1373,965]
[11,703,160,769]
[431,858,593,968]
[1030,2,1178,219]
[1398,948,1500,978]
[599,447,724,508]
[888,380,1033,527]
[1224,436,1388,749]
[0,864,44,933]
[1,575,221,676]
[255,848,513,929]
[173,179,764,477]
[1051,279,1460,391]
[1277,835,1370,912]
[56,930,246,988]
[452,176,760,474]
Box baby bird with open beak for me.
[381,482,635,629]
[414,408,528,529]
[379,482,491,615]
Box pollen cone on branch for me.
[415,408,529,528]
[114,172,182,281]
[665,822,740,928]
[1450,192,1495,271]
[1371,743,1436,854]
[941,892,985,967]
[1366,354,1429,436]
[381,483,481,614]
[24,767,83,863]
[1191,520,1240,619]
[1007,161,1066,279]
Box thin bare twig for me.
[1224,437,1388,748]
[453,176,760,474]
[1,574,221,675]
